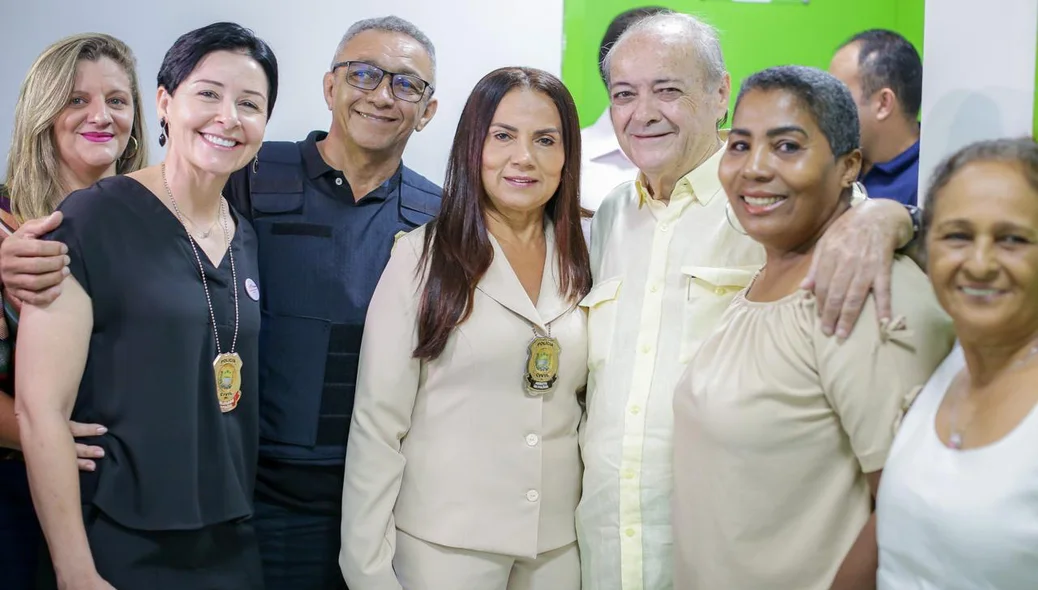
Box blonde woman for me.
[0,33,146,589]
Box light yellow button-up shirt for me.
[576,144,765,590]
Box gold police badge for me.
[213,352,243,413]
[525,336,561,395]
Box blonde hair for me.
[5,33,148,223]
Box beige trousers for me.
[393,529,580,590]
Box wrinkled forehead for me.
[337,29,434,82]
[940,162,1038,208]
[609,32,702,86]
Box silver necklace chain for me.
[161,163,239,354]
[948,337,1038,448]
[188,216,219,239]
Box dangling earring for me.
[252,156,259,174]
[158,118,168,147]
[725,202,748,236]
[121,135,139,160]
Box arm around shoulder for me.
[339,231,426,590]
[815,260,954,472]
[0,212,70,306]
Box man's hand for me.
[69,421,106,472]
[0,212,69,306]
[801,199,912,339]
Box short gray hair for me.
[923,137,1038,236]
[737,65,860,158]
[331,16,436,77]
[602,12,726,89]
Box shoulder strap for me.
[399,167,442,217]
[250,141,305,195]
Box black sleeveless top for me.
[48,175,261,531]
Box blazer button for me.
[526,490,540,502]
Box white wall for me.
[0,0,565,186]
[918,0,1037,201]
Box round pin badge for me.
[245,278,260,301]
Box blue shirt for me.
[861,140,920,206]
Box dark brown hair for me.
[414,67,591,360]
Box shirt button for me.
[629,405,641,415]
[660,223,669,232]
[623,469,636,480]
[335,177,343,186]
[641,344,651,354]
[649,284,659,293]
[526,434,540,447]
[625,528,636,537]
[526,490,540,502]
[714,287,726,295]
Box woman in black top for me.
[15,22,278,590]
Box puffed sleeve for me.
[814,257,955,472]
[339,228,425,590]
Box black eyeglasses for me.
[331,61,433,103]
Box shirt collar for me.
[300,129,404,200]
[635,133,728,208]
[871,140,920,176]
[300,130,334,180]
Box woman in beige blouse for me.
[339,67,590,590]
[671,65,954,590]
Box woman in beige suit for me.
[339,67,590,590]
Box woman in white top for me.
[339,67,590,590]
[671,65,954,590]
[876,137,1038,589]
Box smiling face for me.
[718,88,860,253]
[52,57,134,181]
[607,30,729,185]
[158,50,269,177]
[480,89,565,219]
[926,161,1038,344]
[324,29,438,155]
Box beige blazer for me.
[339,223,588,590]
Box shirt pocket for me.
[579,277,622,370]
[678,266,756,363]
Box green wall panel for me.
[563,0,926,127]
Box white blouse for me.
[876,345,1038,589]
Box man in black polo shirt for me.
[224,15,441,589]
[0,15,441,590]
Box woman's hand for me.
[69,420,106,472]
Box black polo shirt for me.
[224,130,441,513]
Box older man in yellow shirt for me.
[576,13,919,590]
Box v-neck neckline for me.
[125,175,239,270]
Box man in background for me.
[830,29,923,205]
[579,6,669,228]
